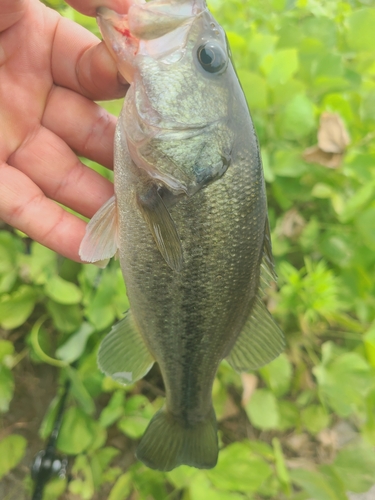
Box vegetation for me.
[1,0,375,498]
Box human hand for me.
[0,0,133,262]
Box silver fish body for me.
[80,0,284,471]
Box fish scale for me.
[79,0,285,471]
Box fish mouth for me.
[96,7,140,82]
[97,1,208,81]
[126,1,198,41]
[97,5,193,44]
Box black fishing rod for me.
[31,379,70,500]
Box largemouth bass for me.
[80,0,285,471]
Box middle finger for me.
[42,84,120,169]
[8,124,114,219]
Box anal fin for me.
[98,311,154,385]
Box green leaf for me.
[248,440,275,460]
[259,353,292,397]
[314,348,375,417]
[0,340,14,364]
[101,466,122,486]
[56,323,95,363]
[0,231,21,274]
[261,49,299,86]
[364,323,375,368]
[99,391,125,428]
[87,421,107,452]
[206,442,272,492]
[245,389,280,430]
[272,437,291,491]
[312,182,336,201]
[315,54,343,80]
[95,446,120,471]
[291,468,348,500]
[65,366,95,415]
[277,400,300,431]
[276,94,316,140]
[117,395,155,439]
[69,454,94,500]
[333,442,375,493]
[226,31,246,52]
[339,182,375,223]
[47,300,82,333]
[0,434,27,480]
[57,407,96,454]
[0,285,37,329]
[40,478,67,500]
[20,241,57,284]
[250,32,278,61]
[271,78,306,106]
[44,275,82,305]
[347,8,375,52]
[0,270,17,294]
[166,466,199,489]
[355,206,375,249]
[190,472,245,500]
[238,70,268,110]
[319,233,354,268]
[87,304,114,331]
[39,394,61,440]
[29,317,66,367]
[131,467,168,500]
[271,150,309,178]
[84,268,123,330]
[361,89,375,123]
[108,473,132,500]
[76,350,104,399]
[301,405,331,435]
[0,366,14,413]
[261,148,275,183]
[302,17,337,48]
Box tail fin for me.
[136,407,218,471]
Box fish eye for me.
[197,42,227,74]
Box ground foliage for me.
[1,0,375,498]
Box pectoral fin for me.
[137,186,183,272]
[98,311,154,385]
[79,195,118,268]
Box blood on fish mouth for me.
[114,26,133,39]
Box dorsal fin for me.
[226,219,285,371]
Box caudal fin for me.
[136,407,218,471]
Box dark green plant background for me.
[1,0,375,499]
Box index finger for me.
[51,15,127,101]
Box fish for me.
[79,0,285,472]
